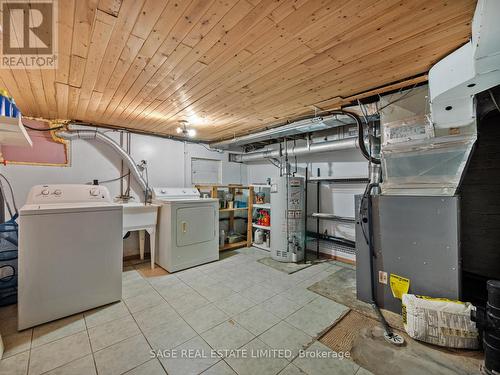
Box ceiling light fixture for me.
[176,120,196,138]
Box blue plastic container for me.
[0,89,17,118]
[0,214,18,306]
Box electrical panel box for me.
[270,176,305,262]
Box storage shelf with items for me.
[195,184,253,251]
[250,184,272,251]
[305,174,369,260]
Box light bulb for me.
[188,128,196,137]
[176,127,183,134]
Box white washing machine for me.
[153,188,219,272]
[18,184,122,329]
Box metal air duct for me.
[57,128,150,196]
[230,137,359,162]
[211,113,369,150]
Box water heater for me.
[270,176,306,262]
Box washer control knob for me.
[89,188,100,196]
[53,189,62,196]
[41,189,50,196]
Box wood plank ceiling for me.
[0,0,476,141]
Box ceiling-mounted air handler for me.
[429,0,500,130]
[379,114,476,196]
[379,0,500,196]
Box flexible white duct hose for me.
[57,129,149,195]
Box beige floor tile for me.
[155,282,192,301]
[44,354,96,375]
[147,274,180,289]
[307,296,349,321]
[202,360,237,374]
[167,290,210,314]
[214,293,256,316]
[88,315,141,352]
[122,269,143,283]
[94,334,152,375]
[227,279,255,293]
[0,351,29,375]
[279,363,306,374]
[225,338,289,375]
[234,305,280,336]
[124,359,166,374]
[32,314,86,348]
[284,297,348,338]
[84,301,130,329]
[285,304,339,338]
[29,331,91,375]
[123,278,154,300]
[292,341,359,375]
[259,321,313,360]
[193,283,235,303]
[240,284,277,304]
[260,295,302,319]
[280,288,318,306]
[143,317,197,351]
[159,336,220,375]
[132,302,178,332]
[183,274,219,289]
[183,304,229,333]
[356,367,375,375]
[124,289,164,313]
[175,268,205,283]
[1,330,32,358]
[201,320,255,352]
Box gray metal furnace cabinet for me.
[355,195,461,314]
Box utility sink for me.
[120,202,159,233]
[118,202,160,269]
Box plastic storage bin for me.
[0,214,18,306]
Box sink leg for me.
[139,230,145,260]
[147,228,156,270]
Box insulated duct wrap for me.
[57,129,150,195]
[230,138,359,162]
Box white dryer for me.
[18,184,122,329]
[153,188,218,272]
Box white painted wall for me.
[0,127,247,255]
[246,147,368,259]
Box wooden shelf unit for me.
[250,184,272,252]
[195,184,254,251]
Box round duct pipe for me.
[230,137,359,162]
[57,128,150,196]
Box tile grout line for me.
[82,311,99,375]
[26,327,34,375]
[133,268,248,373]
[142,261,279,368]
[3,252,347,375]
[118,279,160,374]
